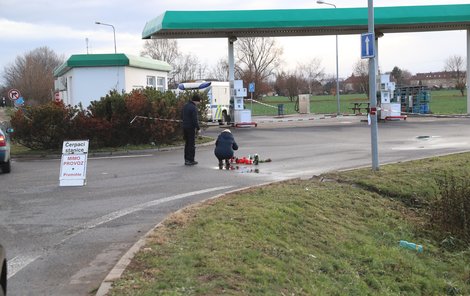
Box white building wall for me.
[58,66,169,108]
[124,67,168,91]
[66,66,126,108]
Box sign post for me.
[249,82,255,111]
[366,0,379,171]
[59,140,89,186]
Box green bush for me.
[10,88,206,150]
[88,90,133,146]
[10,101,72,149]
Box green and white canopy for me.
[143,4,470,39]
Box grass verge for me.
[251,89,466,115]
[109,153,470,296]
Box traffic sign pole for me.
[249,82,255,111]
[368,0,379,171]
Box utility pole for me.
[368,0,379,171]
[95,21,117,54]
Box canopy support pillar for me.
[228,37,236,122]
[467,29,470,114]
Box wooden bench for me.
[350,102,370,115]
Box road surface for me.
[1,115,469,295]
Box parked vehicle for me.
[0,127,13,174]
[177,81,231,124]
[0,244,6,296]
[203,81,231,124]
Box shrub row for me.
[10,88,208,150]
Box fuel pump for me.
[379,74,403,120]
[231,80,256,127]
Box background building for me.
[410,71,466,89]
[54,53,171,107]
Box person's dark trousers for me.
[183,128,196,162]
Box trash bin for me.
[277,104,284,116]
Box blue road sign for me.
[361,33,375,59]
[249,82,255,93]
[14,97,24,107]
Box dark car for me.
[0,127,13,174]
[0,244,6,296]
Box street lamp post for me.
[95,21,117,54]
[316,1,340,115]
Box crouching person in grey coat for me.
[214,129,238,169]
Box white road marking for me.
[61,186,234,243]
[8,186,233,279]
[8,254,40,279]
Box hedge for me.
[10,88,208,150]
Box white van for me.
[177,81,231,124]
[203,81,231,123]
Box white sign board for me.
[62,140,89,154]
[59,140,89,186]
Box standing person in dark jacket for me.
[214,129,238,169]
[182,93,201,166]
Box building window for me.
[147,76,156,87]
[157,77,165,91]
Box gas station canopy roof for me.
[142,4,470,39]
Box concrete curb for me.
[255,114,339,123]
[403,113,470,119]
[253,113,470,124]
[94,179,285,296]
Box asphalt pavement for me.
[2,112,470,295]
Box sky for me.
[0,0,469,85]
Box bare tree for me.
[322,75,337,95]
[235,37,283,98]
[391,66,413,86]
[208,58,229,81]
[196,64,208,81]
[2,46,63,105]
[172,53,206,85]
[353,59,369,97]
[445,55,466,96]
[141,39,181,88]
[273,69,308,102]
[274,71,288,97]
[141,39,180,65]
[285,71,308,102]
[298,58,325,95]
[400,69,413,86]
